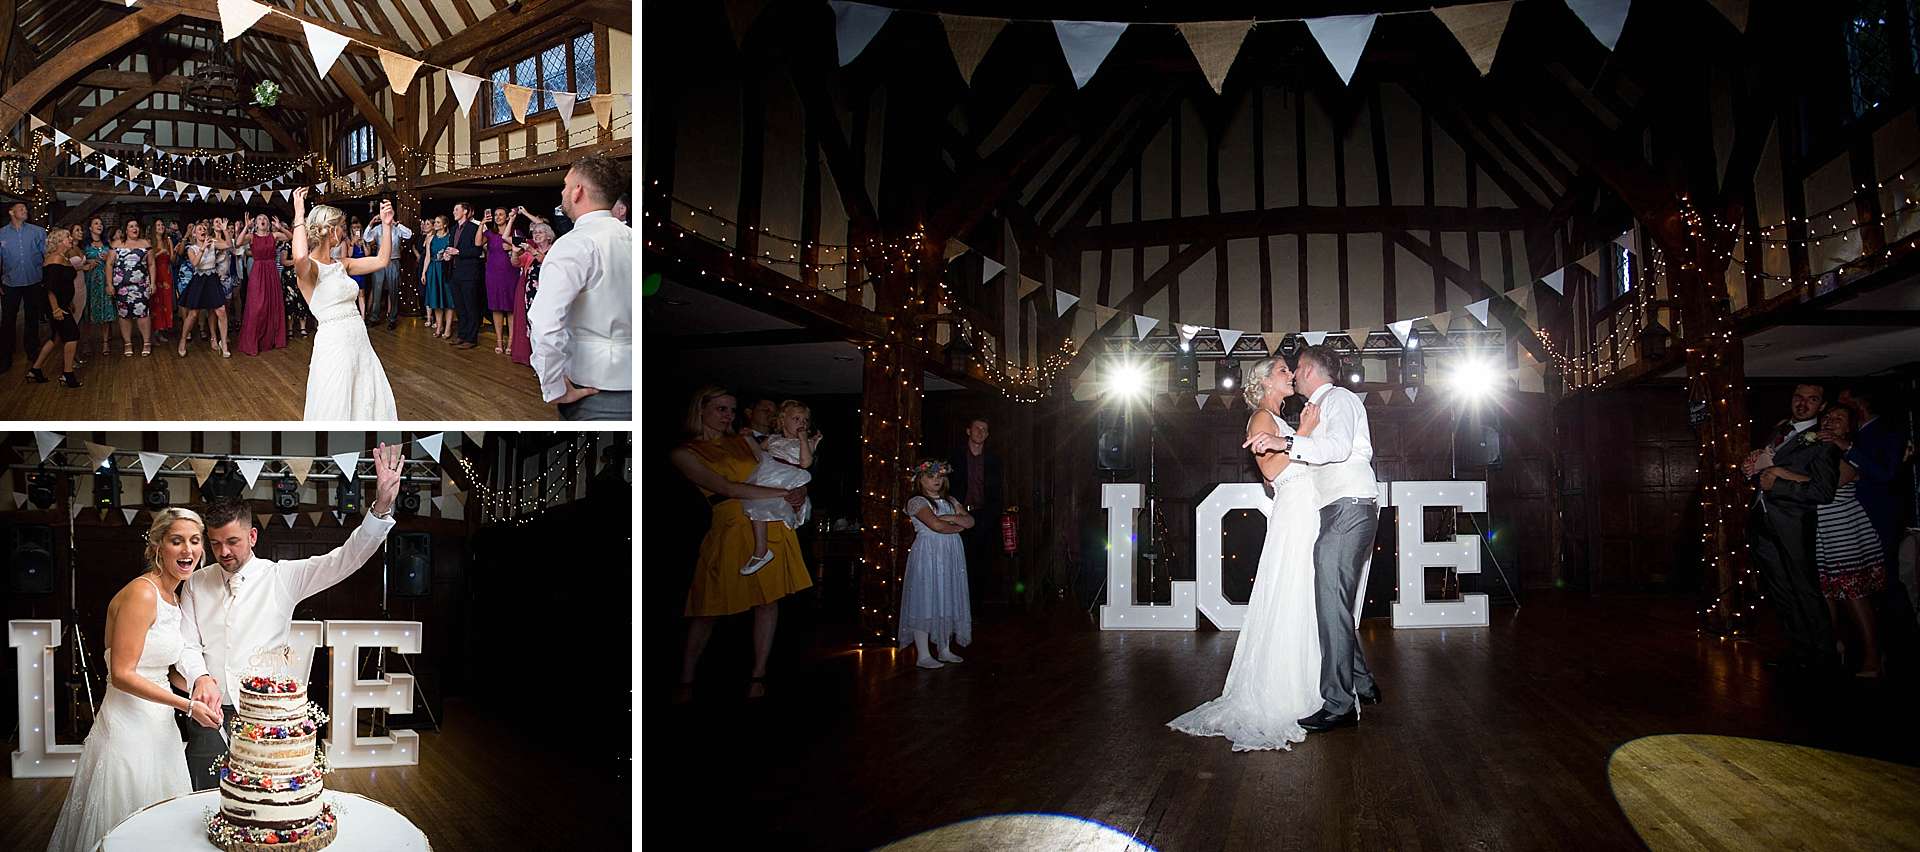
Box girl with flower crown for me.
[898,459,974,669]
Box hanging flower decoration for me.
[253,80,282,107]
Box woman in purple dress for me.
[483,207,520,355]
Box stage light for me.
[143,478,171,511]
[1219,359,1240,391]
[1448,355,1501,402]
[92,462,120,510]
[1105,359,1149,400]
[28,471,56,509]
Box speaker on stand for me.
[9,525,55,595]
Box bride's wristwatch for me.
[1280,436,1294,454]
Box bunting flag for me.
[1466,298,1491,327]
[138,452,168,482]
[377,48,424,95]
[447,71,484,117]
[1542,268,1566,295]
[980,256,1004,284]
[725,0,767,47]
[1575,250,1603,277]
[1388,319,1414,346]
[503,84,534,124]
[553,92,579,132]
[301,21,352,77]
[1305,14,1377,86]
[1346,327,1371,347]
[1432,2,1513,76]
[279,189,292,201]
[830,1,894,66]
[36,431,64,462]
[1428,311,1453,332]
[1055,290,1080,316]
[85,441,116,471]
[1374,390,1395,405]
[29,115,46,131]
[217,0,271,42]
[188,458,218,486]
[219,189,234,203]
[235,459,268,488]
[330,451,360,481]
[1406,386,1420,403]
[257,513,274,529]
[54,129,70,146]
[11,493,27,510]
[103,155,119,171]
[1302,331,1329,346]
[196,185,212,200]
[1566,0,1630,51]
[464,431,486,448]
[939,14,1005,86]
[1195,393,1210,410]
[417,433,445,461]
[150,174,164,188]
[308,511,326,527]
[1133,314,1159,341]
[1016,275,1043,300]
[241,190,255,204]
[285,458,314,485]
[283,513,297,528]
[123,508,140,525]
[432,494,464,519]
[1177,21,1252,95]
[1709,0,1749,32]
[1052,21,1127,88]
[1176,324,1203,346]
[1218,329,1244,355]
[590,94,614,129]
[944,239,971,261]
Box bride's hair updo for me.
[142,507,206,574]
[1243,357,1283,408]
[304,204,345,246]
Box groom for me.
[1275,345,1382,731]
[176,443,404,790]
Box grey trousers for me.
[368,262,400,319]
[1316,498,1379,715]
[184,703,236,791]
[559,389,631,421]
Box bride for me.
[290,186,398,420]
[47,509,224,852]
[1168,357,1326,751]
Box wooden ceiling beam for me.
[98,0,403,56]
[76,71,318,112]
[244,106,305,153]
[1061,240,1215,379]
[328,62,403,158]
[419,0,591,68]
[1389,229,1550,364]
[1063,205,1537,251]
[0,5,176,133]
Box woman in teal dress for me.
[81,216,114,358]
[421,215,454,338]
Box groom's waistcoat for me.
[1289,384,1379,506]
[177,514,395,707]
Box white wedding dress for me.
[46,576,193,852]
[302,258,397,420]
[1168,435,1324,752]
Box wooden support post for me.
[856,265,924,648]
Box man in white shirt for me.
[361,206,414,329]
[1246,345,1382,731]
[529,154,631,420]
[177,443,404,790]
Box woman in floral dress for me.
[109,219,156,356]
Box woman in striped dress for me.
[1771,405,1885,677]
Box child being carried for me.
[740,400,823,575]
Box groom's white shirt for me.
[1287,383,1378,508]
[176,514,395,707]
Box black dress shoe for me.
[1298,708,1358,732]
[1357,685,1382,705]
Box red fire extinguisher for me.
[1001,507,1019,554]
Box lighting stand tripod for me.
[1449,406,1520,609]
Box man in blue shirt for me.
[361,199,414,330]
[0,201,49,373]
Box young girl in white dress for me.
[897,460,974,669]
[740,401,823,575]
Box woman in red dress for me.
[149,220,175,344]
[235,213,287,355]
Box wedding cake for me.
[205,672,337,851]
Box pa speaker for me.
[397,483,422,515]
[9,525,55,595]
[1096,406,1135,471]
[273,478,299,512]
[1455,423,1503,467]
[390,532,432,597]
[143,477,171,511]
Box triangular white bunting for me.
[417,433,445,460]
[1176,324,1203,345]
[1466,299,1491,326]
[1432,2,1513,76]
[283,513,297,528]
[447,71,484,117]
[280,189,291,201]
[1305,14,1377,86]
[104,156,119,171]
[1052,20,1128,88]
[1388,319,1414,346]
[124,508,140,525]
[1195,393,1210,410]
[1218,329,1244,355]
[1566,0,1631,51]
[236,458,267,488]
[553,92,578,133]
[829,1,893,66]
[331,451,359,482]
[138,452,168,482]
[1054,290,1079,316]
[1302,331,1328,346]
[217,0,271,42]
[1134,315,1159,341]
[980,256,1004,283]
[938,14,1006,87]
[54,129,70,146]
[36,431,64,462]
[1406,386,1420,403]
[1542,269,1565,295]
[196,185,211,200]
[1176,21,1252,95]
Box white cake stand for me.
[100,790,431,851]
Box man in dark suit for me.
[1835,387,1904,561]
[448,202,486,349]
[1744,383,1842,671]
[949,417,1003,605]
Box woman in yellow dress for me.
[670,385,813,701]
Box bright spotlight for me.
[1106,359,1149,400]
[1449,355,1500,402]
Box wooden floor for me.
[0,318,555,420]
[650,594,1920,851]
[2,698,627,850]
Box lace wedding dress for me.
[302,258,397,420]
[46,576,193,852]
[1168,436,1324,752]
